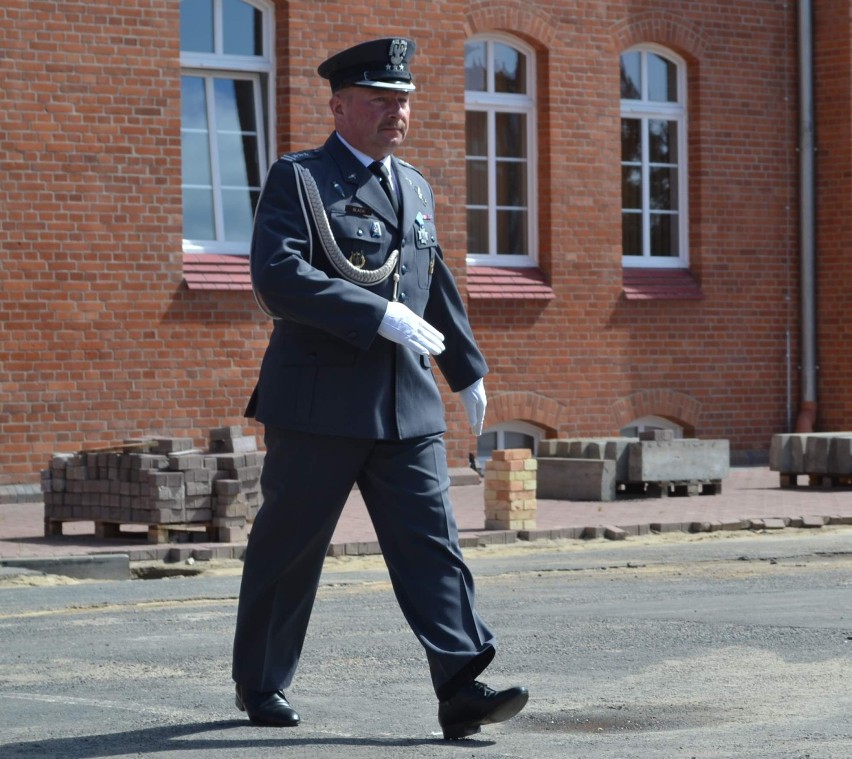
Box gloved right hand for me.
[378,301,445,356]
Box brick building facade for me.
[1,0,849,484]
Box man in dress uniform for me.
[231,37,529,740]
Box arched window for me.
[180,0,274,255]
[465,35,537,266]
[620,45,688,267]
[620,415,683,438]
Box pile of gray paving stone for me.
[769,432,852,487]
[536,431,730,502]
[41,426,262,543]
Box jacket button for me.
[399,292,407,302]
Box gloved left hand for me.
[458,378,487,436]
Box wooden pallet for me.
[619,479,723,498]
[44,518,217,544]
[778,472,852,489]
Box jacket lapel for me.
[323,134,399,227]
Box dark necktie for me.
[369,160,400,217]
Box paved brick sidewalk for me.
[1,467,850,564]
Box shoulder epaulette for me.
[279,148,322,163]
[396,157,424,176]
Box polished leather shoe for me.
[438,680,529,739]
[235,684,300,727]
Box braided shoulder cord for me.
[293,162,399,286]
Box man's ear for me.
[329,93,345,117]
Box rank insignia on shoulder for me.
[281,148,320,163]
[346,204,371,216]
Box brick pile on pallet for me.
[41,426,263,543]
[769,432,852,488]
[537,432,730,501]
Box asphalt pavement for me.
[0,531,849,758]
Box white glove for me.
[378,301,445,356]
[459,378,487,436]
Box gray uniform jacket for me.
[246,133,488,440]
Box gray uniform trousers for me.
[231,425,496,700]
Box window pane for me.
[183,187,215,239]
[466,158,488,205]
[622,212,642,256]
[222,188,257,241]
[464,41,487,92]
[650,213,678,256]
[467,209,488,255]
[620,51,641,99]
[465,111,487,157]
[650,166,677,210]
[214,78,257,133]
[223,0,263,56]
[180,0,213,53]
[504,432,533,450]
[496,209,527,255]
[648,53,677,102]
[182,132,212,186]
[649,119,675,163]
[218,132,260,187]
[181,76,208,130]
[476,431,498,459]
[495,112,526,158]
[621,118,641,162]
[496,161,527,207]
[622,166,641,209]
[494,43,526,94]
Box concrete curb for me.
[3,515,851,574]
[0,554,131,581]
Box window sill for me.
[622,267,703,300]
[183,253,252,291]
[467,266,554,301]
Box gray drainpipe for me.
[795,0,818,432]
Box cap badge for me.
[388,39,408,71]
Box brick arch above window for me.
[609,10,709,60]
[488,391,564,435]
[610,389,700,435]
[465,1,557,46]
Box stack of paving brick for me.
[42,426,263,543]
[769,432,852,488]
[537,432,730,501]
[484,449,537,530]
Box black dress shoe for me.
[235,684,300,727]
[438,680,529,740]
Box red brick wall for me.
[0,0,265,483]
[0,0,849,484]
[815,0,852,431]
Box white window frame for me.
[620,44,688,268]
[180,0,275,255]
[465,34,538,267]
